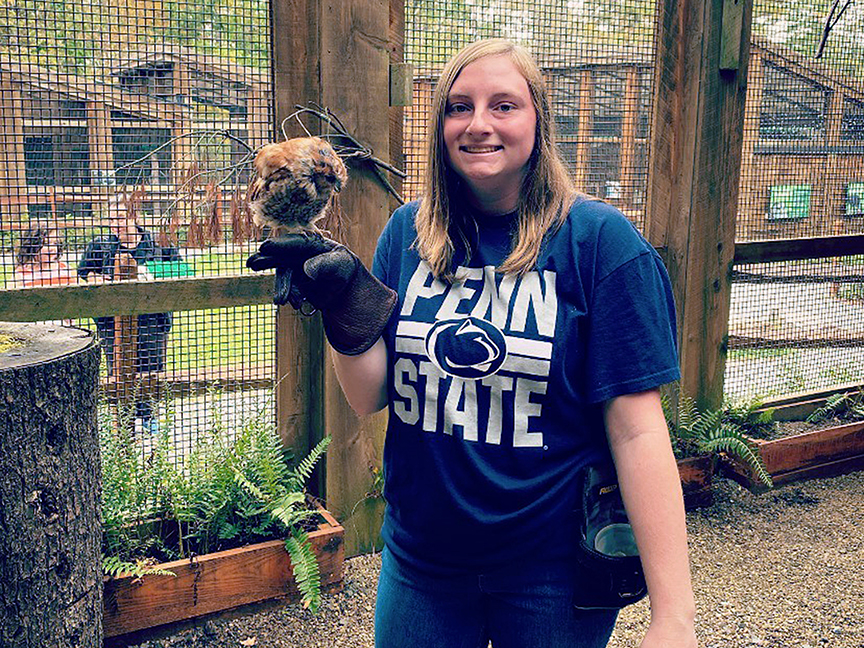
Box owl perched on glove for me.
[248,136,348,235]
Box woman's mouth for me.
[460,146,503,154]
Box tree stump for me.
[0,322,102,647]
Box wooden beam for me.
[0,73,27,222]
[319,0,392,556]
[270,0,327,489]
[573,69,593,192]
[733,233,864,264]
[646,0,754,412]
[619,66,639,207]
[389,0,406,212]
[0,274,274,321]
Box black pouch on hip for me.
[572,461,648,610]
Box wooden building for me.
[404,39,864,241]
[0,46,269,230]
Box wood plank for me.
[0,274,274,321]
[270,0,326,488]
[733,234,864,264]
[103,509,344,637]
[573,69,594,191]
[389,0,406,212]
[769,453,864,487]
[100,364,273,399]
[619,66,639,206]
[0,73,27,221]
[646,0,754,412]
[720,422,864,492]
[319,0,392,556]
[755,421,864,475]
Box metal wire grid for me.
[1,1,276,463]
[726,256,864,401]
[726,0,864,402]
[403,0,658,232]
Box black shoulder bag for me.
[572,461,648,610]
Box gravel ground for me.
[116,471,864,648]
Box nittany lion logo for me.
[425,317,507,379]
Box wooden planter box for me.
[103,505,344,638]
[677,455,716,508]
[722,421,864,492]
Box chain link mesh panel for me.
[727,0,864,402]
[1,1,275,473]
[3,1,864,483]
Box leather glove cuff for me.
[299,247,397,356]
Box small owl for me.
[248,136,348,235]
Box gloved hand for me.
[247,233,397,356]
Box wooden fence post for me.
[270,0,327,482]
[318,0,393,556]
[270,0,396,555]
[646,0,754,413]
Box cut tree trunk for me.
[0,322,102,647]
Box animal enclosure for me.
[1,0,864,554]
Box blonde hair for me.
[414,39,578,281]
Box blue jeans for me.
[375,547,618,648]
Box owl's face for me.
[303,137,347,193]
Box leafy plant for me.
[722,396,776,440]
[102,555,175,580]
[99,393,332,612]
[806,389,864,424]
[662,392,773,487]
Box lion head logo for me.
[424,317,507,379]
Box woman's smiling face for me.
[443,54,537,208]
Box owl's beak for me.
[333,176,343,193]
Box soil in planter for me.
[767,413,864,441]
[111,503,329,567]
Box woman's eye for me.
[447,103,470,114]
[496,103,516,113]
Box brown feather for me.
[248,136,348,235]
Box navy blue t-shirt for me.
[372,196,680,572]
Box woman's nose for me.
[465,108,491,135]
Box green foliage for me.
[722,396,776,440]
[663,392,773,488]
[102,555,175,580]
[99,393,331,612]
[806,389,864,424]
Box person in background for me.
[249,39,696,648]
[13,224,76,288]
[78,196,182,435]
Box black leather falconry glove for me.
[246,233,397,356]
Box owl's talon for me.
[299,301,318,317]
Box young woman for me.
[249,39,697,648]
[13,225,75,288]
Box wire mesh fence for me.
[0,1,275,464]
[2,0,864,468]
[730,0,864,402]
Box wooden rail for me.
[733,233,864,265]
[0,274,273,321]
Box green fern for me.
[723,397,776,440]
[99,390,334,611]
[806,389,864,424]
[285,528,323,613]
[291,437,332,489]
[102,555,175,579]
[702,423,773,487]
[663,388,773,487]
